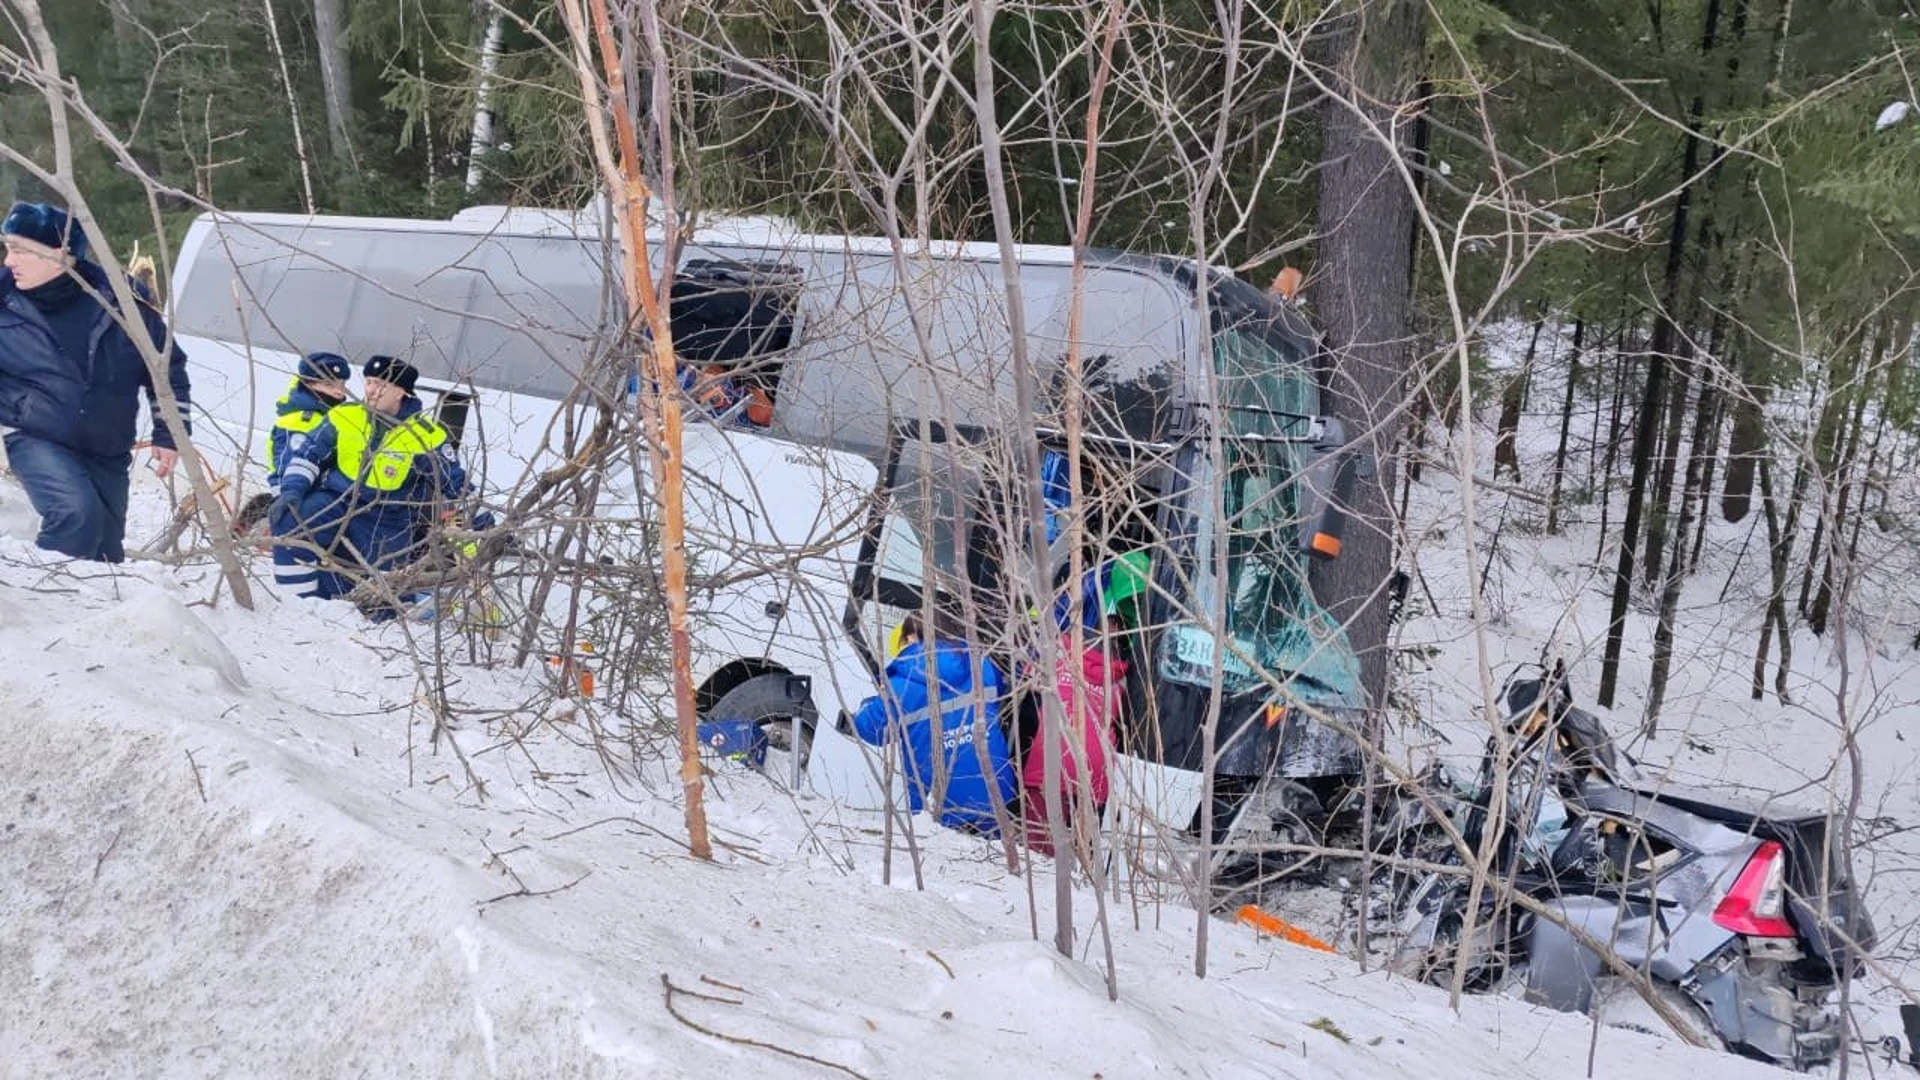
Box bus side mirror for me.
[1298,417,1369,561]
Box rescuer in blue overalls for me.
[270,355,467,601]
[849,612,1018,836]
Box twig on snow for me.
[184,749,207,803]
[93,825,125,881]
[925,950,954,979]
[477,869,591,908]
[661,974,871,1080]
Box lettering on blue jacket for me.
[851,641,1017,835]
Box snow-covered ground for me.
[2,337,1915,1077]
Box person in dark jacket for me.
[0,202,191,561]
[849,613,1017,836]
[270,354,466,600]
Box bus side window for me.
[434,389,475,451]
[875,512,931,596]
[670,259,803,426]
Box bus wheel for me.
[231,492,275,538]
[708,674,818,785]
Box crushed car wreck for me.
[1366,664,1877,1072]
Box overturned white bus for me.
[169,204,1368,859]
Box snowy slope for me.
[0,470,1790,1078]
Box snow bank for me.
[0,472,1798,1078]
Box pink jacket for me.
[1022,636,1128,803]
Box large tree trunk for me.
[1307,0,1425,709]
[1493,322,1540,482]
[1640,340,1693,591]
[312,0,353,161]
[1722,382,1765,521]
[465,8,507,192]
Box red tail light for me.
[1712,840,1798,938]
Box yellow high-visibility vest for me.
[329,404,449,492]
[265,380,329,474]
[267,411,326,474]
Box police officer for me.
[270,355,466,600]
[265,351,350,492]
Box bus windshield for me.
[1156,439,1360,704]
[1154,277,1361,705]
[1207,274,1318,438]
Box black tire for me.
[709,674,818,773]
[232,492,275,538]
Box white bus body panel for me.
[672,424,890,808]
[165,208,1210,819]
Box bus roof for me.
[196,205,1103,271]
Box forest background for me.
[4,0,1920,740]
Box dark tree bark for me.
[1307,0,1426,710]
[1546,318,1584,534]
[1687,376,1725,574]
[1494,322,1540,481]
[1595,330,1632,565]
[1403,378,1429,485]
[1646,326,1727,733]
[1839,412,1886,587]
[1807,332,1882,635]
[1640,332,1694,590]
[1795,351,1852,624]
[1599,0,1722,708]
[1752,454,1792,702]
[1722,386,1765,521]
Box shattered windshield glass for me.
[1155,286,1362,707]
[1157,440,1361,704]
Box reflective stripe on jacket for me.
[850,641,1016,835]
[265,380,340,487]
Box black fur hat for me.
[2,202,89,261]
[363,354,420,394]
